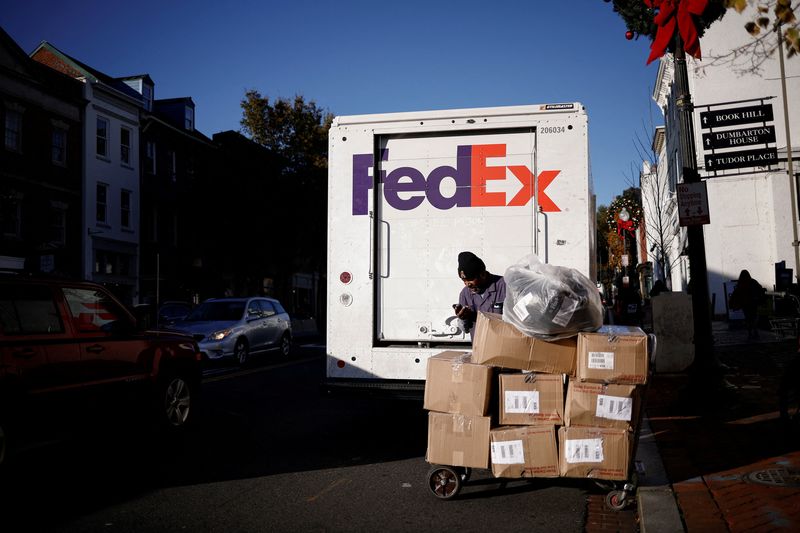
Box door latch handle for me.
[12,349,36,359]
[85,344,105,354]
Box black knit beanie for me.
[458,251,485,279]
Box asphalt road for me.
[0,341,591,532]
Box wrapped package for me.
[503,254,602,340]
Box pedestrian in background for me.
[730,269,765,340]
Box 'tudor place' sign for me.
[704,147,779,171]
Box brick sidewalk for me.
[645,337,800,532]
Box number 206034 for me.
[540,126,566,134]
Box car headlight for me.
[208,329,232,341]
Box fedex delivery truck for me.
[326,103,595,396]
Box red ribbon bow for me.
[644,0,708,65]
[617,218,635,239]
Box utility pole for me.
[776,21,800,282]
[673,33,716,380]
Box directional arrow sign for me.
[700,104,773,129]
[702,125,776,150]
[705,147,778,171]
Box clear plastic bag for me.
[502,254,603,340]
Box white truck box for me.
[326,103,594,395]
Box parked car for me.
[0,276,202,469]
[132,300,193,329]
[170,297,292,364]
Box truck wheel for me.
[428,466,462,500]
[234,338,249,366]
[156,372,197,429]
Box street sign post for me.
[702,125,776,150]
[698,101,777,173]
[699,104,773,129]
[677,181,710,226]
[704,147,779,171]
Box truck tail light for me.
[340,271,352,284]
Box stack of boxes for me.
[424,312,648,483]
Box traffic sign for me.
[699,104,773,129]
[704,147,778,171]
[702,125,776,150]
[677,182,710,226]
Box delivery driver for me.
[454,251,506,338]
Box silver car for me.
[171,297,292,364]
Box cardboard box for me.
[558,426,632,480]
[424,351,493,416]
[576,326,649,384]
[472,312,577,375]
[426,411,491,469]
[564,381,641,430]
[498,372,565,426]
[490,425,559,478]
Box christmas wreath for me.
[607,197,644,239]
[605,0,728,63]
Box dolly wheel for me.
[605,490,628,511]
[428,466,463,500]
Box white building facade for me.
[652,5,799,316]
[32,43,142,304]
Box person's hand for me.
[455,305,476,322]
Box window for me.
[120,189,131,228]
[146,141,156,174]
[48,205,66,245]
[0,284,64,335]
[96,183,108,224]
[120,127,131,165]
[257,300,277,317]
[168,150,176,181]
[93,251,131,277]
[149,209,158,242]
[96,117,109,157]
[63,287,125,334]
[52,127,67,164]
[142,84,153,112]
[4,109,22,151]
[185,106,194,131]
[0,193,21,238]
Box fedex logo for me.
[352,144,561,215]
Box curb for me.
[636,416,685,532]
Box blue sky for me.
[1,0,664,207]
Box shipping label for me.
[513,292,533,321]
[565,438,604,463]
[588,351,615,370]
[491,439,525,464]
[505,390,540,414]
[596,395,633,421]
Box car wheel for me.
[234,338,249,365]
[157,372,196,429]
[280,332,292,357]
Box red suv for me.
[0,276,202,467]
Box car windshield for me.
[185,301,245,322]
